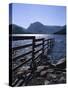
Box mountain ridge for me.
[54,25,66,34]
[27,22,63,34]
[9,22,66,34]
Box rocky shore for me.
[14,57,66,86]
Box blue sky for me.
[9,3,66,28]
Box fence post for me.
[42,38,44,56]
[47,39,50,55]
[49,39,51,49]
[30,36,37,72]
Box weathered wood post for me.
[30,36,37,72]
[46,40,48,55]
[52,39,54,47]
[50,39,54,48]
[47,39,50,55]
[49,39,51,49]
[51,39,52,48]
[42,38,44,56]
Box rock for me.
[62,72,66,75]
[36,66,46,72]
[40,70,47,76]
[46,73,57,81]
[16,66,31,79]
[26,73,31,77]
[56,58,66,69]
[21,66,30,71]
[55,71,62,74]
[44,65,50,69]
[27,77,45,85]
[44,80,50,84]
[49,78,59,84]
[58,76,66,83]
[49,74,57,79]
[47,69,54,73]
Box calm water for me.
[12,34,66,64]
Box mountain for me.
[27,22,46,34]
[54,25,66,34]
[9,22,66,34]
[9,24,30,34]
[27,22,62,34]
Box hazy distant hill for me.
[9,24,30,34]
[27,22,62,34]
[54,25,66,34]
[9,22,66,34]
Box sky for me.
[9,3,66,28]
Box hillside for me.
[27,22,62,34]
[54,25,66,34]
[9,24,30,34]
[9,22,66,34]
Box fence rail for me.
[9,35,54,86]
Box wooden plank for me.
[35,38,44,42]
[34,48,42,54]
[13,57,32,71]
[12,78,19,86]
[35,43,43,47]
[11,36,35,41]
[44,39,50,42]
[13,50,32,61]
[15,79,24,86]
[34,53,42,61]
[12,43,32,51]
[44,46,48,50]
[10,35,55,86]
[18,74,33,86]
[44,38,53,42]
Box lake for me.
[12,34,66,64]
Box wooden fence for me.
[9,35,54,86]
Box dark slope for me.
[9,24,30,34]
[54,25,66,34]
[9,22,65,34]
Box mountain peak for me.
[27,22,45,33]
[27,22,64,34]
[30,21,44,27]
